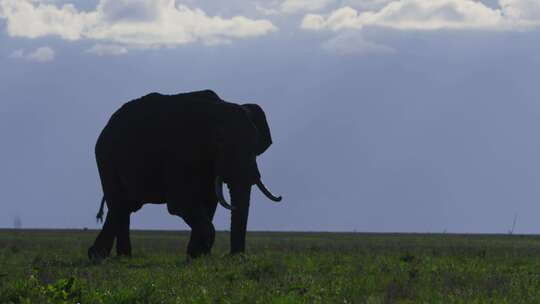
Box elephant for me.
[87,90,282,261]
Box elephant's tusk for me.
[256,179,282,202]
[215,176,234,210]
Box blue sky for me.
[1,0,540,233]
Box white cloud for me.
[9,46,55,62]
[86,44,128,56]
[302,6,364,30]
[0,1,97,40]
[301,0,540,32]
[500,0,540,26]
[0,0,277,49]
[301,0,540,55]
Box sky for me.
[1,0,540,234]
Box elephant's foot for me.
[228,251,248,263]
[88,246,110,263]
[187,245,211,259]
[187,236,214,259]
[185,216,215,259]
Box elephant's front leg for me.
[166,173,217,259]
[180,207,216,259]
[116,211,132,257]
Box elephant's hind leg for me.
[90,206,133,259]
[116,210,132,257]
[90,158,121,261]
[88,210,117,261]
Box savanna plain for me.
[1,229,540,303]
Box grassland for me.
[1,229,540,303]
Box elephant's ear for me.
[214,104,261,185]
[241,104,272,156]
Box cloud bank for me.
[299,0,540,54]
[0,0,277,48]
[301,0,540,32]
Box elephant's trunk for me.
[229,183,251,254]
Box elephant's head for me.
[213,101,282,254]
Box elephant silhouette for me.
[88,90,282,261]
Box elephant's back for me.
[95,91,221,162]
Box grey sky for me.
[1,0,540,234]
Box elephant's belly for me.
[129,181,166,203]
[119,167,166,203]
[138,192,166,204]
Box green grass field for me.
[1,229,540,303]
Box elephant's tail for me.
[96,196,106,223]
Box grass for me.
[1,229,540,303]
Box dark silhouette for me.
[88,90,282,261]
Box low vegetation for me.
[1,229,540,303]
